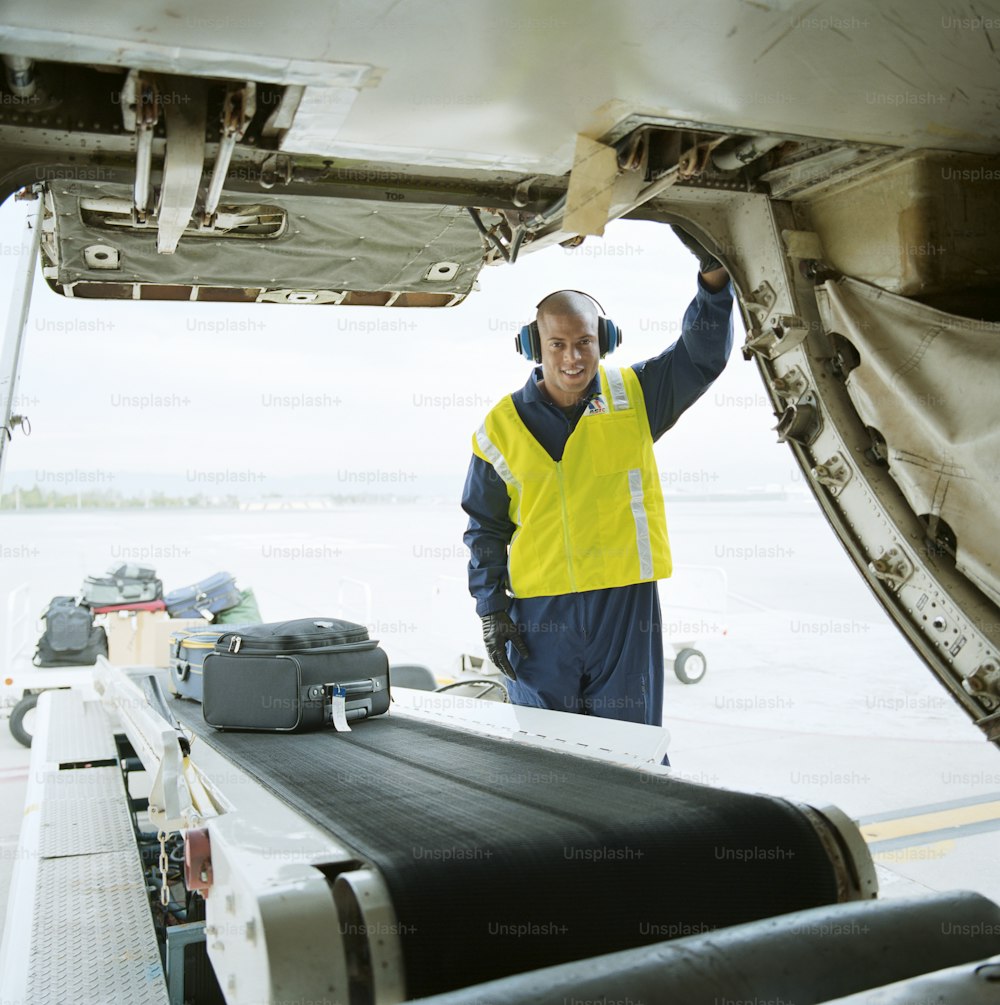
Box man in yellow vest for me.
[462,229,733,736]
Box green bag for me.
[214,588,262,624]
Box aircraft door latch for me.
[867,546,913,588]
[810,453,852,496]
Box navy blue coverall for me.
[462,277,734,728]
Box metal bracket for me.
[744,311,808,360]
[256,289,347,304]
[867,546,913,589]
[425,261,460,281]
[121,71,161,222]
[774,391,822,446]
[771,364,810,402]
[963,660,1000,707]
[203,83,257,224]
[512,175,540,208]
[811,452,853,496]
[743,280,777,324]
[259,153,293,189]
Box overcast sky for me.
[0,193,803,499]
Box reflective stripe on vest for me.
[605,366,630,412]
[471,366,672,597]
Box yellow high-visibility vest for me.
[472,365,672,597]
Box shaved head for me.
[536,290,599,328]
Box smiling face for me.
[536,302,601,408]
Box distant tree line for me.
[0,486,241,509]
[0,486,419,509]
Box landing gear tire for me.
[674,648,707,685]
[10,693,38,748]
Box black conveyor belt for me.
[173,700,841,998]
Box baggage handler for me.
[461,228,733,738]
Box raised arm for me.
[633,230,735,441]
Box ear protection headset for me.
[515,290,622,363]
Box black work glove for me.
[481,611,528,681]
[670,225,725,274]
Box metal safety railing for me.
[2,582,33,708]
[5,582,32,664]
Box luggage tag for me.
[327,684,352,732]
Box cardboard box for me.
[104,612,209,666]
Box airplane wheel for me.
[10,693,38,748]
[674,648,707,685]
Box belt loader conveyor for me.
[2,660,999,1005]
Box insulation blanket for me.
[816,276,1000,607]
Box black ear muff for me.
[516,290,621,361]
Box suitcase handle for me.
[301,677,382,701]
[301,678,382,701]
[298,678,382,726]
[326,677,381,695]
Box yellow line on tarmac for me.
[861,800,1000,843]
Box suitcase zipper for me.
[221,636,373,655]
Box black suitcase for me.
[202,617,390,732]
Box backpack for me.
[33,596,108,667]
